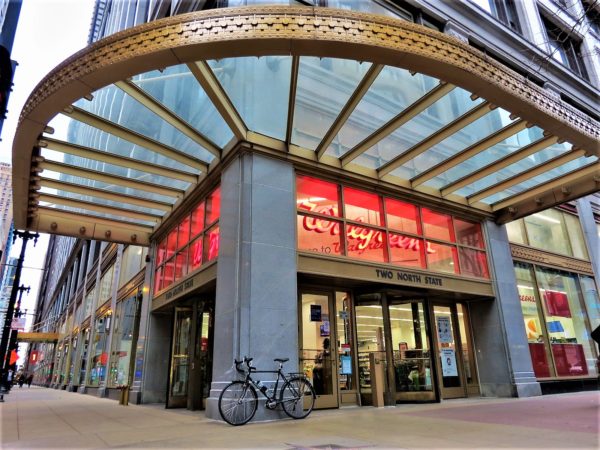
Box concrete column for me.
[470,220,541,398]
[205,152,298,421]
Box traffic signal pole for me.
[0,231,39,401]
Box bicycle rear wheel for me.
[280,377,316,419]
[218,381,258,426]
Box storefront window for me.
[118,246,148,288]
[523,210,572,257]
[296,175,489,278]
[109,296,139,387]
[343,187,383,226]
[563,213,588,260]
[154,186,221,294]
[426,242,459,275]
[422,208,455,242]
[297,175,340,216]
[515,262,551,378]
[89,313,111,387]
[385,199,420,234]
[536,267,596,377]
[98,264,115,310]
[505,220,526,245]
[83,285,96,320]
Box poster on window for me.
[310,305,322,322]
[441,348,458,377]
[437,316,452,343]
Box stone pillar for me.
[205,152,298,421]
[470,221,541,398]
[577,196,600,281]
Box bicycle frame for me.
[239,362,295,405]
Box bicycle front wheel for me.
[280,377,316,419]
[218,381,258,426]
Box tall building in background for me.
[15,0,599,423]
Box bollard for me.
[118,385,129,405]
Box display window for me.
[514,262,598,379]
[154,186,221,294]
[89,312,111,387]
[108,295,139,387]
[296,174,489,279]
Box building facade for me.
[17,0,599,421]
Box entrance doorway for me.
[300,291,358,409]
[432,304,469,399]
[167,300,214,409]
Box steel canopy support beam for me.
[286,56,300,147]
[38,178,173,212]
[115,79,221,158]
[39,137,200,183]
[38,160,185,199]
[187,61,247,141]
[468,149,586,204]
[411,119,528,187]
[342,82,455,167]
[316,63,384,160]
[378,101,493,177]
[492,162,599,212]
[440,136,559,197]
[37,193,163,223]
[62,106,208,171]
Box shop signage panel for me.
[441,348,458,377]
[437,316,452,343]
[152,264,217,311]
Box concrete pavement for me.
[0,387,598,449]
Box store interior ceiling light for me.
[12,7,599,245]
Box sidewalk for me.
[0,386,598,449]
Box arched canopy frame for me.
[13,6,600,246]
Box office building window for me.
[542,16,589,80]
[469,0,522,33]
[582,1,600,35]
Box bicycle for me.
[218,356,316,426]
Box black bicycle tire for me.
[280,377,316,419]
[218,381,258,426]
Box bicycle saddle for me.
[274,358,289,363]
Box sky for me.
[2,0,96,368]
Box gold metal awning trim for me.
[12,6,599,245]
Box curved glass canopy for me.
[15,9,598,245]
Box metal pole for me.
[0,231,39,401]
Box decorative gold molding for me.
[20,6,599,146]
[510,244,594,275]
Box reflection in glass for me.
[292,58,371,150]
[109,296,139,387]
[207,57,292,140]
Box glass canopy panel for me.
[454,141,572,197]
[46,118,199,173]
[38,186,166,217]
[73,85,215,163]
[480,155,599,204]
[325,67,438,158]
[37,202,157,227]
[400,108,515,179]
[291,57,372,150]
[207,56,292,141]
[40,170,178,203]
[131,64,233,148]
[425,126,546,189]
[40,149,191,190]
[354,87,483,169]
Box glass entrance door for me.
[167,307,192,408]
[388,300,434,401]
[335,292,358,406]
[432,304,466,399]
[300,292,338,409]
[355,301,386,406]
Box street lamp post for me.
[0,230,39,401]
